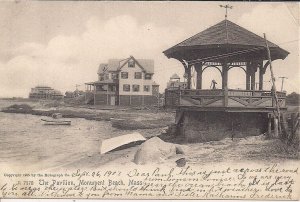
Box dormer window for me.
[128,60,135,67]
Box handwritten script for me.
[0,163,298,199]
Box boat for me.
[41,118,71,125]
[41,113,71,125]
[100,132,146,154]
[52,113,63,119]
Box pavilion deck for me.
[165,88,286,112]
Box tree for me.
[286,92,300,106]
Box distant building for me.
[166,73,187,89]
[29,86,63,100]
[85,56,159,106]
[65,91,75,98]
[65,90,85,98]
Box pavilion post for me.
[182,61,191,89]
[259,67,264,90]
[195,63,203,89]
[251,71,256,90]
[222,62,228,90]
[84,84,87,103]
[246,62,251,90]
[222,62,229,107]
[93,84,96,106]
[250,61,258,90]
[186,65,192,89]
[258,61,265,90]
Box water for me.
[0,103,130,171]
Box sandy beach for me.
[0,98,298,173]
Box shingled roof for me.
[98,56,154,74]
[164,20,289,61]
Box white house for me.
[85,56,159,106]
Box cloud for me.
[235,3,299,92]
[0,15,184,97]
[0,4,298,98]
[13,42,45,57]
[238,4,298,42]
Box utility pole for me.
[264,33,281,136]
[75,84,81,91]
[279,77,288,92]
[75,84,82,97]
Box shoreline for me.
[0,99,175,130]
[0,99,298,171]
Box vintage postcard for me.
[0,1,299,200]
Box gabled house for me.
[85,56,159,106]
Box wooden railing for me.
[165,89,286,109]
[85,89,116,95]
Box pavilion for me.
[163,19,289,142]
[164,19,288,91]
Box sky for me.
[0,1,299,97]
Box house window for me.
[104,74,109,80]
[135,72,142,79]
[121,72,128,79]
[144,85,150,92]
[128,60,135,67]
[132,85,140,92]
[111,73,118,79]
[123,84,130,92]
[145,73,152,80]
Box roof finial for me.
[219,4,233,20]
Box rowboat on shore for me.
[41,118,71,125]
[100,132,146,154]
[41,113,71,125]
[52,113,63,119]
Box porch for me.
[85,80,118,105]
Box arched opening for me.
[201,66,222,89]
[228,66,246,90]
